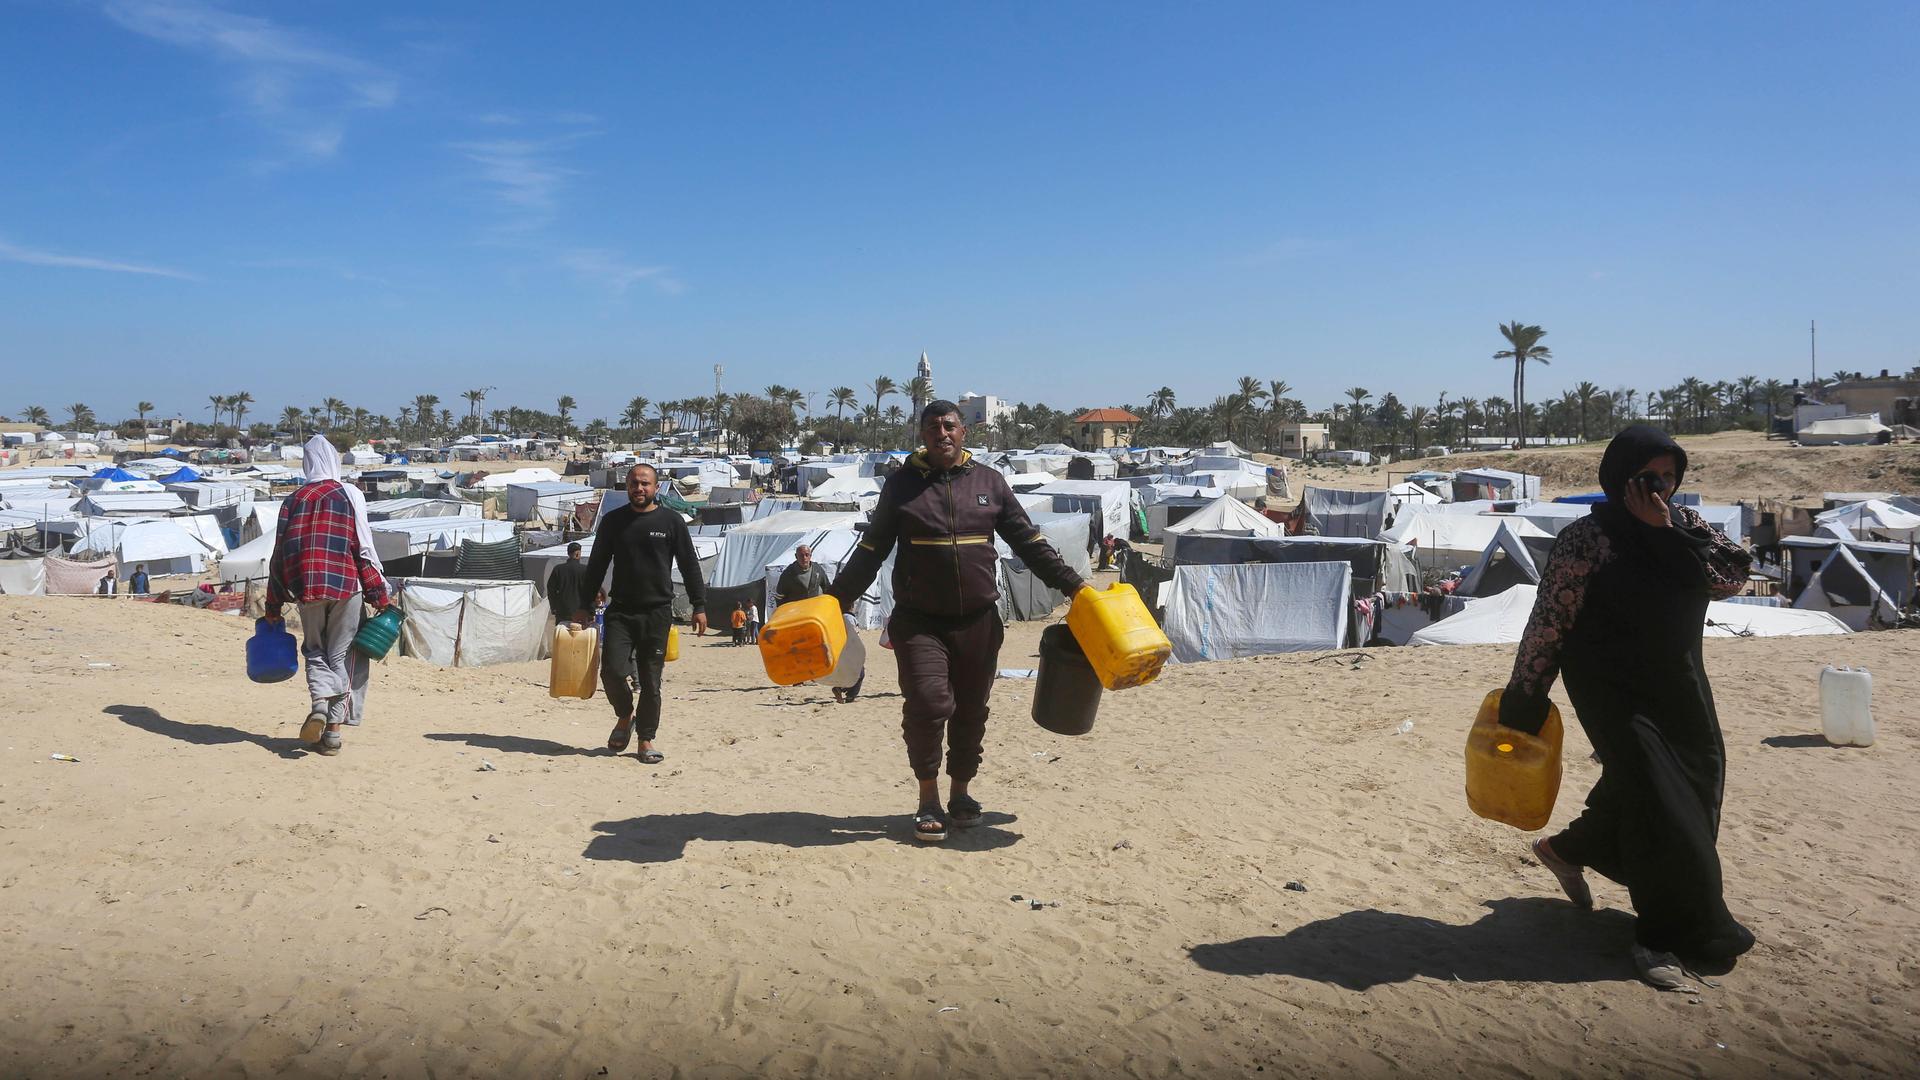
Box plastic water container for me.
[1032,623,1102,736]
[1464,689,1564,832]
[665,625,680,662]
[351,606,404,660]
[818,615,866,689]
[757,594,845,685]
[1819,666,1875,747]
[549,624,599,699]
[1065,583,1172,690]
[246,618,299,683]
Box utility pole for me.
[714,363,724,452]
[1810,320,1817,384]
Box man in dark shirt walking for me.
[576,464,707,763]
[545,542,594,627]
[828,401,1087,842]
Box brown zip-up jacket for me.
[827,449,1087,619]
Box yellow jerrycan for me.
[665,624,680,662]
[549,624,599,699]
[757,594,846,685]
[1464,689,1564,831]
[1065,583,1171,690]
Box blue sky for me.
[3,1,1917,426]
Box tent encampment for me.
[1408,584,1852,646]
[392,578,550,666]
[1300,487,1389,539]
[1161,561,1351,660]
[1456,521,1546,598]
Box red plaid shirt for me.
[266,479,390,611]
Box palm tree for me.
[1211,394,1250,444]
[868,376,897,445]
[1343,387,1371,448]
[307,404,325,431]
[1407,405,1432,454]
[489,408,508,433]
[1456,397,1480,441]
[412,395,440,436]
[1570,380,1600,442]
[905,376,932,416]
[134,400,154,428]
[829,386,857,426]
[622,396,651,440]
[67,403,95,430]
[554,395,577,434]
[1494,321,1552,447]
[884,403,907,447]
[351,406,370,433]
[1759,379,1789,437]
[281,405,305,438]
[1148,386,1176,418]
[23,405,50,428]
[1484,396,1510,442]
[207,394,227,428]
[229,391,254,431]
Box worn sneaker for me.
[1632,945,1694,992]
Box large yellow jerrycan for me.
[1464,689,1563,831]
[549,624,599,699]
[757,594,846,686]
[1066,583,1171,690]
[665,625,680,662]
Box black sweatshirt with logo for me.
[827,450,1087,619]
[585,502,706,615]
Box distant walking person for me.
[546,542,594,627]
[129,564,151,595]
[828,401,1087,842]
[746,601,760,644]
[265,435,392,758]
[778,544,863,702]
[576,463,707,763]
[1503,426,1755,989]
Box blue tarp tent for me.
[158,466,203,483]
[1555,493,1608,504]
[158,447,186,458]
[92,467,140,481]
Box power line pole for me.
[1810,320,1817,384]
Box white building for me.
[957,393,1014,428]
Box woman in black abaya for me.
[1502,425,1756,988]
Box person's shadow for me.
[584,810,1023,863]
[424,732,603,757]
[1760,734,1837,749]
[1188,898,1637,989]
[105,704,307,759]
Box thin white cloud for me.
[0,237,198,280]
[559,248,681,295]
[449,132,595,233]
[102,0,397,163]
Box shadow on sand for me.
[1760,734,1839,749]
[583,810,1023,863]
[106,704,308,759]
[1188,898,1638,989]
[424,732,607,757]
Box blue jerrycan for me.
[247,618,300,683]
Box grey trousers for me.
[299,596,369,727]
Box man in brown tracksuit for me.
[827,401,1088,843]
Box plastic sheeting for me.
[0,558,47,595]
[1301,487,1389,539]
[44,554,116,594]
[1161,561,1351,662]
[394,579,551,667]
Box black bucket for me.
[1033,623,1102,736]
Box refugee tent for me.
[1161,497,1283,559]
[1299,486,1390,539]
[801,473,883,510]
[1511,501,1594,536]
[1066,454,1119,480]
[70,519,218,578]
[392,578,550,667]
[167,482,252,511]
[1317,449,1372,466]
[1798,416,1891,446]
[1409,585,1852,646]
[464,467,564,491]
[1456,521,1543,598]
[1814,500,1920,542]
[1387,482,1442,509]
[369,515,514,561]
[0,558,46,595]
[1161,561,1351,661]
[505,481,597,525]
[219,529,276,584]
[156,466,202,483]
[364,498,479,521]
[1790,544,1904,630]
[77,491,186,516]
[1383,510,1555,571]
[1451,468,1540,502]
[760,529,899,630]
[1032,479,1136,543]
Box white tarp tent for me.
[1161,561,1351,661]
[365,498,480,521]
[219,529,276,584]
[465,467,564,491]
[1457,521,1543,598]
[505,481,597,524]
[70,519,218,578]
[1161,497,1283,560]
[394,579,550,667]
[369,516,515,560]
[0,558,47,595]
[1798,416,1891,446]
[1384,511,1555,571]
[1790,544,1904,630]
[1032,479,1135,543]
[1814,500,1920,542]
[77,491,186,515]
[1409,584,1852,646]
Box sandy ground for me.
[1,592,1916,1078]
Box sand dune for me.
[1,595,1915,1077]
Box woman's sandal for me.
[607,720,633,753]
[913,808,948,843]
[947,794,983,829]
[638,748,665,764]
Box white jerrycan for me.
[1819,666,1875,747]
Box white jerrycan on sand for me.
[817,614,866,689]
[1819,666,1875,747]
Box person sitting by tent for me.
[1500,425,1755,990]
[265,435,393,758]
[826,401,1088,843]
[129,564,150,596]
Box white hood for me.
[303,435,342,483]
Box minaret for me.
[917,351,934,409]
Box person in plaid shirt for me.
[266,435,392,757]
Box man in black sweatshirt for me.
[828,401,1088,842]
[577,463,707,763]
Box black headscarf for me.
[1592,424,1712,563]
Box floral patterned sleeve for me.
[1673,505,1753,600]
[1501,517,1608,733]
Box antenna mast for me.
[1810,320,1817,383]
